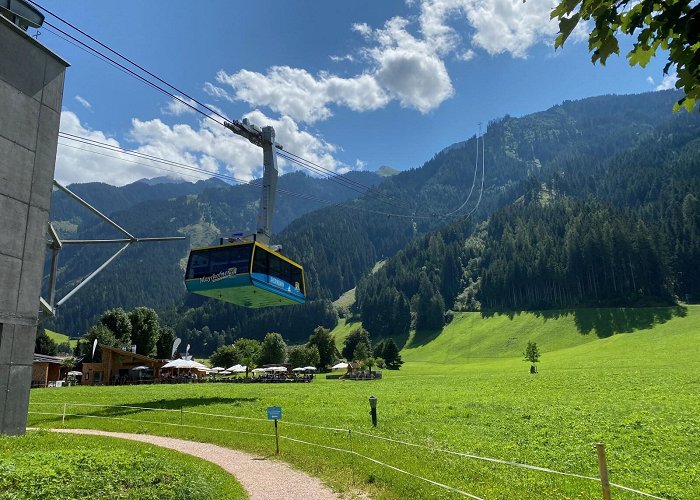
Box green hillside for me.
[329,318,361,351]
[402,306,692,364]
[45,329,77,349]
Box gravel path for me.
[50,428,341,500]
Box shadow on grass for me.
[67,396,261,420]
[389,329,411,350]
[408,328,443,348]
[129,396,259,410]
[481,305,687,338]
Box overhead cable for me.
[36,0,481,221]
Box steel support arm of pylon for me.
[53,180,135,240]
[42,183,187,317]
[55,242,132,308]
[61,237,186,245]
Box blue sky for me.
[32,0,676,186]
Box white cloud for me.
[163,95,198,116]
[213,67,389,124]
[330,54,355,63]
[352,22,372,38]
[655,69,678,91]
[355,159,367,170]
[74,95,91,109]
[457,49,476,61]
[209,12,457,121]
[57,111,156,186]
[203,82,235,103]
[205,1,567,124]
[55,109,346,186]
[418,0,559,59]
[241,110,343,176]
[646,76,655,85]
[367,16,454,112]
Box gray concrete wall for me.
[0,16,67,435]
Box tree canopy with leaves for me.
[306,326,336,369]
[210,344,238,369]
[129,307,160,356]
[552,0,700,111]
[232,338,261,378]
[100,308,132,347]
[342,327,372,361]
[523,341,541,373]
[258,332,287,365]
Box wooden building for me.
[32,354,63,388]
[81,345,165,385]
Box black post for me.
[369,395,377,427]
[274,419,280,454]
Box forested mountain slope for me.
[355,93,700,344]
[48,90,700,356]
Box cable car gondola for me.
[183,119,306,308]
[185,240,305,307]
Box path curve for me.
[50,428,341,500]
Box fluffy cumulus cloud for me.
[210,67,388,124]
[56,111,141,186]
[55,109,345,186]
[366,16,454,112]
[419,0,560,58]
[205,0,566,124]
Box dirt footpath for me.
[50,428,341,500]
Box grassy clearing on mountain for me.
[333,288,356,310]
[330,318,361,351]
[45,329,77,349]
[28,306,700,499]
[0,431,247,499]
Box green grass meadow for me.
[0,431,247,499]
[28,306,700,499]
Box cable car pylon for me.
[223,118,280,245]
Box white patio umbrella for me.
[191,361,209,371]
[228,365,247,373]
[268,366,287,372]
[131,366,150,371]
[302,366,318,371]
[220,370,231,375]
[162,359,208,371]
[251,368,266,373]
[67,370,82,376]
[292,367,306,372]
[331,362,349,370]
[162,359,189,369]
[209,367,226,372]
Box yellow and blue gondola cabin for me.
[184,241,305,308]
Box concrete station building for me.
[0,4,68,434]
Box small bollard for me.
[369,395,377,427]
